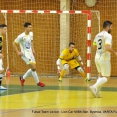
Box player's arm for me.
[13,41,23,56]
[31,41,36,56]
[77,55,85,70]
[75,49,85,69]
[105,44,117,55]
[105,35,117,55]
[13,36,23,56]
[30,32,35,56]
[56,58,61,73]
[56,51,65,73]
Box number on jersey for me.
[98,39,102,50]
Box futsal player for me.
[13,22,45,87]
[90,21,117,98]
[56,42,89,82]
[0,24,7,90]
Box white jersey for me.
[94,31,112,60]
[14,32,34,59]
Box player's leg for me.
[0,59,6,90]
[95,77,102,97]
[92,76,108,98]
[19,56,32,86]
[59,64,69,82]
[90,58,101,97]
[93,60,110,97]
[69,59,88,81]
[0,70,6,90]
[20,56,45,87]
[29,63,45,87]
[90,60,110,98]
[90,76,107,98]
[58,60,68,82]
[20,63,45,87]
[75,66,88,80]
[30,63,39,83]
[22,69,32,80]
[20,68,32,86]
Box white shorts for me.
[95,58,111,76]
[21,55,36,65]
[0,59,4,70]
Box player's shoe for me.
[96,86,102,98]
[58,77,62,82]
[97,93,102,98]
[0,90,6,96]
[90,86,97,98]
[97,89,102,98]
[37,82,45,87]
[20,76,25,86]
[85,78,90,82]
[0,86,7,90]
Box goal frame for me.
[0,10,95,79]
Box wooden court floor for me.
[0,77,117,117]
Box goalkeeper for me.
[56,42,89,82]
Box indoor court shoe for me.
[85,78,90,82]
[20,76,25,86]
[90,86,97,98]
[97,92,102,98]
[0,86,7,90]
[58,77,62,82]
[37,82,45,87]
[0,90,6,96]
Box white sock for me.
[96,77,102,94]
[23,69,32,79]
[93,77,107,89]
[77,67,84,74]
[0,74,3,77]
[32,71,39,83]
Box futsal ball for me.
[85,0,97,7]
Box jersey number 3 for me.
[98,39,102,50]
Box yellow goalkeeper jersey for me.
[59,48,79,61]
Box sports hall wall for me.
[0,0,116,77]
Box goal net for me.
[70,11,100,78]
[0,10,100,82]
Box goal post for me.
[0,10,100,79]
